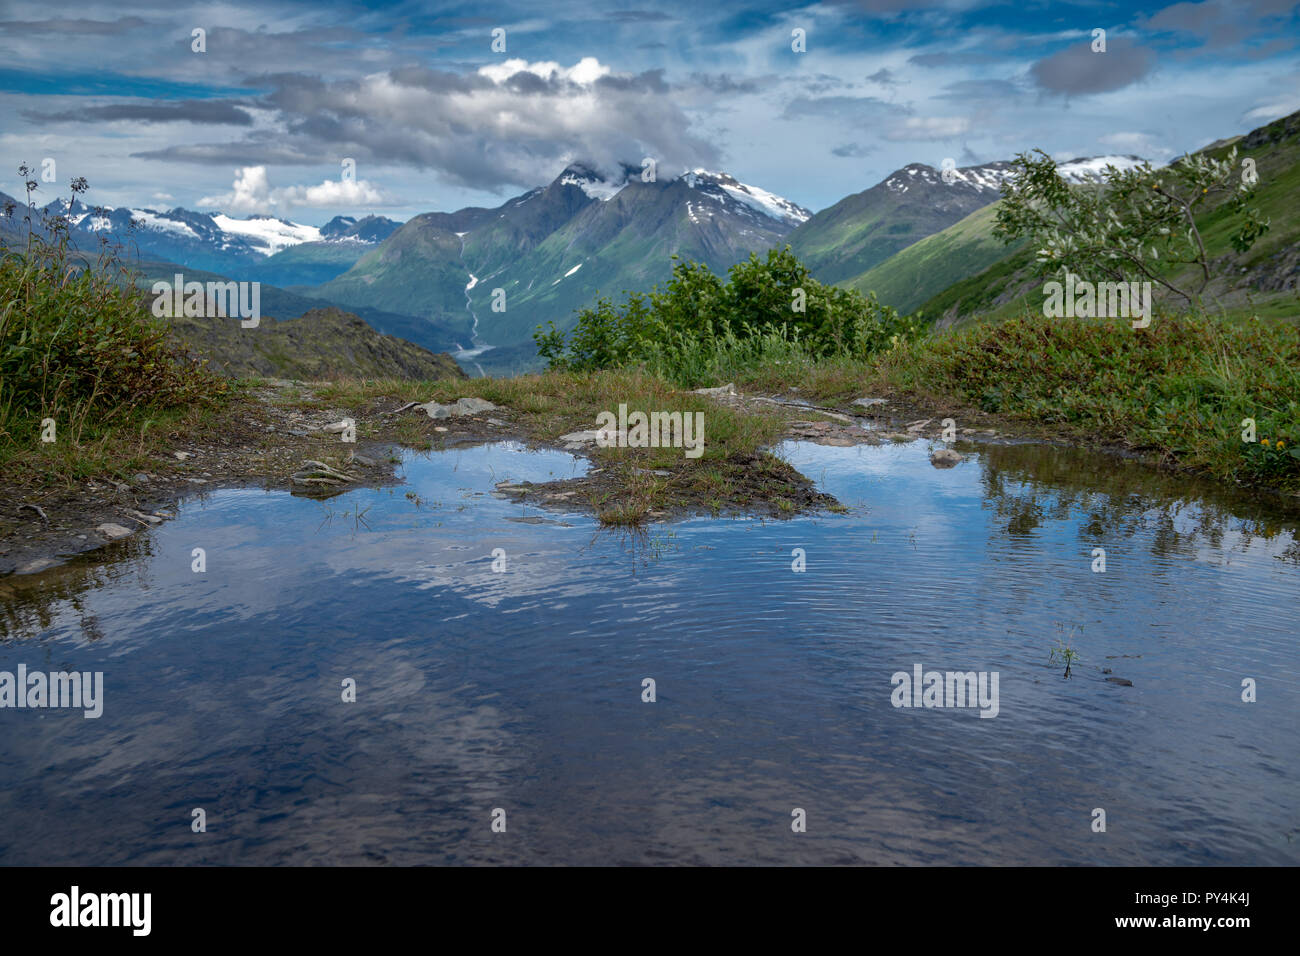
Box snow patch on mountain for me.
[1055,155,1148,182]
[211,214,321,256]
[883,155,1150,195]
[680,169,811,226]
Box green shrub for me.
[535,246,924,385]
[1,169,224,449]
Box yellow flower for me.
[1261,438,1270,446]
[1279,440,1287,449]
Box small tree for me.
[993,147,1269,306]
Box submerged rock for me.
[96,523,134,540]
[930,448,964,468]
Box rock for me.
[453,397,497,415]
[96,523,134,540]
[349,453,378,467]
[173,451,194,460]
[321,420,353,433]
[852,397,888,408]
[1104,677,1134,687]
[292,460,356,484]
[558,430,600,443]
[905,419,933,432]
[418,397,499,418]
[692,382,737,397]
[930,448,964,468]
[133,473,150,484]
[17,557,57,574]
[129,510,163,525]
[418,401,454,419]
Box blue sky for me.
[1,0,1297,223]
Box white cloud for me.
[883,116,973,140]
[1242,98,1300,123]
[197,166,387,214]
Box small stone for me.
[692,382,737,397]
[173,451,193,460]
[851,397,888,408]
[96,523,133,540]
[18,558,57,574]
[321,420,352,434]
[133,473,150,484]
[349,453,378,467]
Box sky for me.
[1,0,1297,224]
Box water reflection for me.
[2,439,1297,865]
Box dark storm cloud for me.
[831,142,876,157]
[605,10,676,22]
[689,73,763,95]
[1030,37,1157,95]
[780,94,907,123]
[32,99,254,125]
[0,16,149,35]
[131,63,719,191]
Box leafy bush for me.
[994,148,1269,305]
[1,168,224,448]
[535,246,924,385]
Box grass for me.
[1,387,238,488]
[843,310,1299,493]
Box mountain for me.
[884,113,1300,326]
[320,162,811,354]
[170,305,466,381]
[785,160,1017,287]
[786,156,1147,294]
[0,195,400,286]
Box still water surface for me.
[2,438,1297,864]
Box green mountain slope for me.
[903,109,1300,326]
[842,202,1029,315]
[787,162,1014,286]
[170,306,467,380]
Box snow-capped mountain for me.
[319,160,814,350]
[10,197,402,280]
[1055,154,1148,183]
[787,154,1152,287]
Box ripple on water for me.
[1,439,1297,864]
